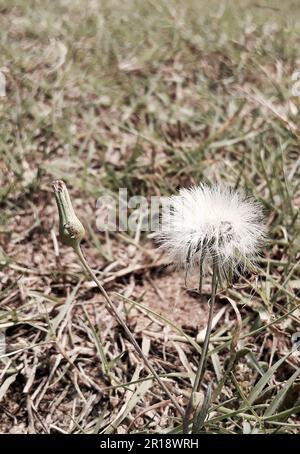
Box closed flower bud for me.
[52,180,85,250]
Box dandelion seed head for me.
[157,184,266,281]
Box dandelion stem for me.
[52,180,183,417]
[75,245,184,417]
[183,258,218,432]
[195,259,218,392]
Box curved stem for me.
[183,259,218,432]
[75,245,184,417]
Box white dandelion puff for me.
[157,184,266,284]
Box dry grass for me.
[0,0,300,434]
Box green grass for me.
[0,0,300,434]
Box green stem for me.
[75,245,184,417]
[183,259,218,432]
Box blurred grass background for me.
[0,0,300,434]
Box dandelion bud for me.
[52,180,85,250]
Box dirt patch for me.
[132,268,211,331]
